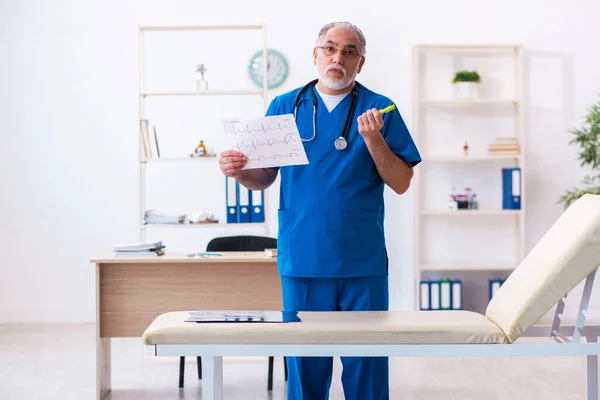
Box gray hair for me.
[316,21,367,56]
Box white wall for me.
[1,0,599,323]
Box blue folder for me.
[237,182,251,223]
[225,176,239,223]
[489,279,504,301]
[451,280,462,310]
[250,190,265,223]
[502,167,521,210]
[419,280,431,310]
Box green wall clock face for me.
[248,49,289,89]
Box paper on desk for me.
[185,310,302,323]
[223,114,309,170]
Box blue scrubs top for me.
[266,81,421,278]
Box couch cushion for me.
[486,194,600,343]
[142,310,508,346]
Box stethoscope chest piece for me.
[334,137,348,151]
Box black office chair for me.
[178,235,287,390]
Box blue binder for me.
[502,167,521,210]
[225,176,239,223]
[451,280,462,310]
[489,279,504,300]
[419,280,431,310]
[250,190,265,223]
[429,281,440,310]
[440,279,452,310]
[237,182,251,223]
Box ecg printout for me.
[223,114,309,169]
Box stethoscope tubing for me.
[293,79,358,151]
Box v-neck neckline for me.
[314,86,353,116]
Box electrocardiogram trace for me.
[232,135,298,151]
[227,118,295,136]
[246,150,304,162]
[223,113,309,169]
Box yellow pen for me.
[379,104,396,114]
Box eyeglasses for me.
[315,45,362,60]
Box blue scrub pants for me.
[281,275,389,400]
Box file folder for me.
[226,176,239,223]
[250,190,265,223]
[502,167,521,210]
[420,281,430,310]
[489,279,503,300]
[429,281,440,310]
[440,280,452,310]
[237,182,251,223]
[185,310,301,323]
[451,280,462,310]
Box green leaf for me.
[559,95,600,207]
[452,70,481,84]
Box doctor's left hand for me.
[357,108,384,141]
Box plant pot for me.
[454,82,479,100]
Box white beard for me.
[317,64,357,91]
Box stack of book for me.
[265,248,277,257]
[113,241,166,257]
[488,137,520,156]
[144,209,186,225]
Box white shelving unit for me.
[412,44,526,313]
[138,24,270,245]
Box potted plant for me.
[452,70,481,100]
[559,96,600,207]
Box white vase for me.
[196,79,208,91]
[454,82,479,100]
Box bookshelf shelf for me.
[420,210,522,216]
[140,25,265,32]
[142,156,217,163]
[141,90,264,97]
[420,99,517,107]
[416,44,520,54]
[424,155,520,162]
[420,264,516,272]
[141,223,266,230]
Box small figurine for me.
[196,63,208,91]
[194,140,207,156]
[463,141,469,156]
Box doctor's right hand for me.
[218,150,248,178]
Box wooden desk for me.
[90,252,281,400]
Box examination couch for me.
[143,194,600,400]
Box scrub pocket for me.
[340,209,381,260]
[277,209,295,255]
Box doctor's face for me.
[313,27,365,94]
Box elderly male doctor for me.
[219,21,421,400]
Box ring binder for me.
[250,190,265,223]
[226,176,239,223]
[237,182,251,223]
[502,167,521,210]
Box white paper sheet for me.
[223,114,309,169]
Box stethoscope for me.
[293,78,359,151]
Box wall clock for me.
[248,49,289,89]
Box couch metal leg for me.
[268,356,274,390]
[284,356,288,381]
[197,356,202,379]
[178,356,185,388]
